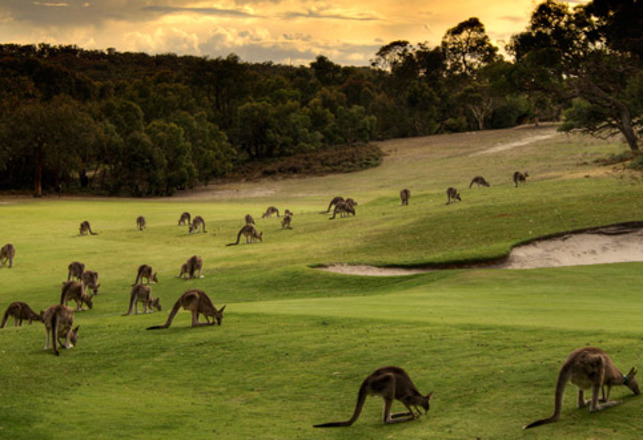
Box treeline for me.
[0,0,640,196]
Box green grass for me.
[0,125,641,439]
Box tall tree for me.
[441,18,500,77]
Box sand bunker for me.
[320,224,643,276]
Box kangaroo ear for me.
[628,367,638,377]
[426,391,433,399]
[73,325,80,332]
[96,284,101,288]
[219,305,226,313]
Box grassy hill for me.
[0,125,641,439]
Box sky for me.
[0,1,588,66]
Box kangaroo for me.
[42,304,79,356]
[178,262,190,279]
[314,366,433,427]
[400,189,410,206]
[524,347,640,429]
[179,255,203,279]
[345,198,358,207]
[136,215,146,230]
[0,243,15,268]
[67,261,85,281]
[245,214,255,225]
[513,171,529,187]
[469,176,490,188]
[226,224,263,246]
[281,215,292,229]
[79,220,98,235]
[1,301,42,328]
[324,196,344,213]
[329,201,355,220]
[446,187,461,205]
[178,212,191,226]
[124,284,162,315]
[189,215,207,233]
[80,270,100,295]
[147,289,225,330]
[284,209,294,217]
[133,264,158,285]
[262,206,280,218]
[60,281,93,311]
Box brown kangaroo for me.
[400,189,410,206]
[60,281,93,311]
[226,224,263,246]
[189,215,207,233]
[178,212,191,226]
[513,171,529,187]
[324,196,344,213]
[262,206,280,218]
[245,214,255,225]
[136,216,146,230]
[124,284,162,315]
[0,243,15,268]
[281,215,293,229]
[134,264,158,285]
[146,289,225,330]
[79,220,98,235]
[42,304,79,356]
[1,301,42,328]
[181,255,203,279]
[67,261,85,281]
[345,198,358,207]
[329,201,355,220]
[81,270,100,296]
[284,209,294,217]
[524,347,640,429]
[314,366,433,427]
[469,176,490,188]
[446,187,461,205]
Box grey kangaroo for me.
[0,243,15,268]
[60,281,93,311]
[245,214,255,225]
[81,270,100,295]
[42,304,79,356]
[226,224,263,246]
[136,216,146,230]
[262,206,280,218]
[67,261,85,281]
[178,212,191,226]
[147,289,225,330]
[329,201,355,220]
[79,220,98,235]
[446,187,461,205]
[324,196,344,213]
[1,301,42,328]
[134,264,158,285]
[124,284,162,315]
[400,189,410,205]
[189,215,207,233]
[178,255,203,279]
[469,176,490,188]
[513,171,529,187]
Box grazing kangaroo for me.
[133,264,158,285]
[324,196,344,213]
[400,189,410,205]
[124,284,162,315]
[1,301,42,328]
[329,201,355,220]
[80,270,100,295]
[179,255,203,279]
[281,215,292,229]
[226,224,263,246]
[0,243,15,268]
[79,220,98,235]
[513,171,529,187]
[189,215,207,233]
[314,366,433,427]
[446,187,461,205]
[262,206,280,218]
[61,281,93,311]
[178,212,191,226]
[67,261,85,281]
[42,304,79,356]
[147,289,225,330]
[136,216,146,230]
[524,347,640,429]
[245,214,255,225]
[469,176,490,188]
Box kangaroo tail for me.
[60,284,69,305]
[469,179,474,189]
[524,362,571,429]
[226,229,243,246]
[313,381,368,428]
[124,292,137,316]
[88,225,98,235]
[0,307,10,328]
[147,299,181,330]
[52,313,60,356]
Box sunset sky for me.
[0,1,587,66]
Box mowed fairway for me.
[0,125,641,440]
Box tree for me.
[441,18,500,77]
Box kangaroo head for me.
[257,232,263,242]
[70,325,80,346]
[85,295,94,309]
[152,272,159,283]
[214,305,226,326]
[625,367,640,395]
[151,298,162,311]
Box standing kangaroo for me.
[446,187,461,205]
[245,214,255,225]
[469,176,490,188]
[329,201,355,220]
[134,264,158,285]
[124,284,162,315]
[524,347,640,429]
[177,255,203,279]
[513,171,529,187]
[79,220,98,235]
[67,261,85,281]
[178,212,191,226]
[189,215,207,233]
[81,270,100,295]
[0,243,15,268]
[226,224,263,246]
[136,216,146,230]
[1,301,42,328]
[281,215,293,229]
[146,289,225,330]
[324,196,344,213]
[400,189,410,206]
[60,281,93,311]
[42,304,79,356]
[314,366,433,427]
[262,206,280,218]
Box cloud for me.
[142,6,260,19]
[282,10,378,21]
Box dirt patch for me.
[470,132,557,157]
[319,223,643,276]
